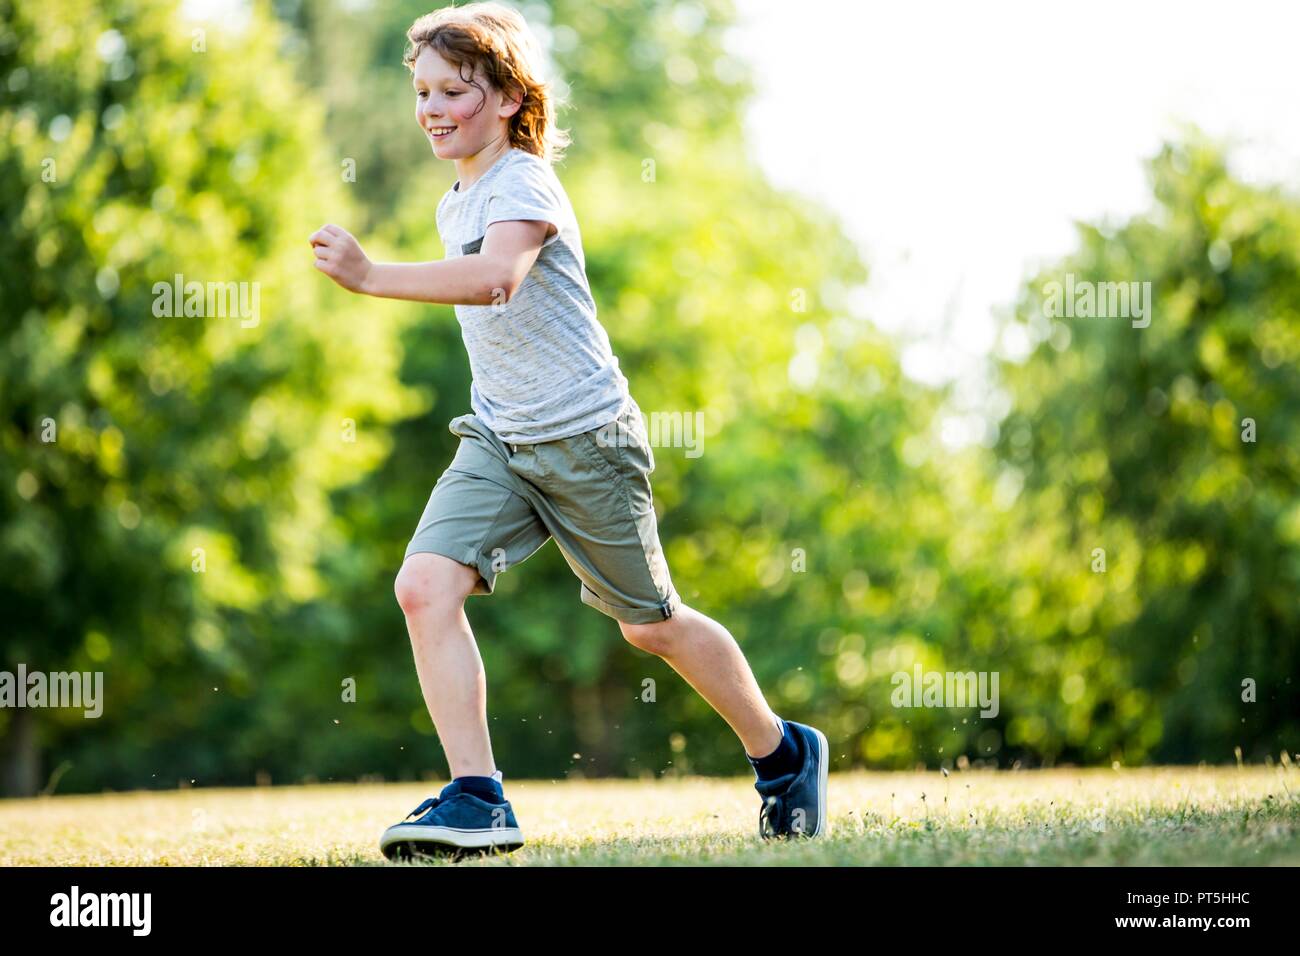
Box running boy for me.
[308,2,827,859]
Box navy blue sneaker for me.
[753,720,829,839]
[380,777,524,861]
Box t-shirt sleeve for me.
[485,160,564,245]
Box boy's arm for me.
[309,220,553,306]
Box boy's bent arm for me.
[362,256,510,306]
[310,220,551,306]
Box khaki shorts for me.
[404,396,681,624]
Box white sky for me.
[726,0,1300,392]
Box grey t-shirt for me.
[436,147,630,444]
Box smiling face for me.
[412,45,519,160]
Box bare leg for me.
[394,553,497,778]
[620,603,784,758]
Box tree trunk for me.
[1,708,40,797]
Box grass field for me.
[2,766,1297,866]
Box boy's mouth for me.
[429,126,457,140]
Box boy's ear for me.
[500,82,526,117]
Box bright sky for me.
[726,0,1300,395]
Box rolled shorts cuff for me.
[580,581,683,624]
[404,537,498,595]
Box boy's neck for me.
[454,140,514,193]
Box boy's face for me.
[412,46,519,158]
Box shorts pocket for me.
[575,429,625,485]
[573,422,655,529]
[589,412,654,482]
[622,409,655,475]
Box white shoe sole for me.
[380,824,525,860]
[810,725,829,836]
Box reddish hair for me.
[403,2,571,163]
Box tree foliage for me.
[2,0,1294,795]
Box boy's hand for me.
[309,224,372,293]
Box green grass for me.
[2,766,1297,866]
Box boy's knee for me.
[619,613,683,656]
[394,553,479,617]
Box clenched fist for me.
[309,224,372,293]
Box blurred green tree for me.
[0,0,416,794]
[986,135,1300,764]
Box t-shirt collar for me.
[451,147,517,198]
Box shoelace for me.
[758,794,785,837]
[405,797,441,820]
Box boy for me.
[308,2,827,859]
